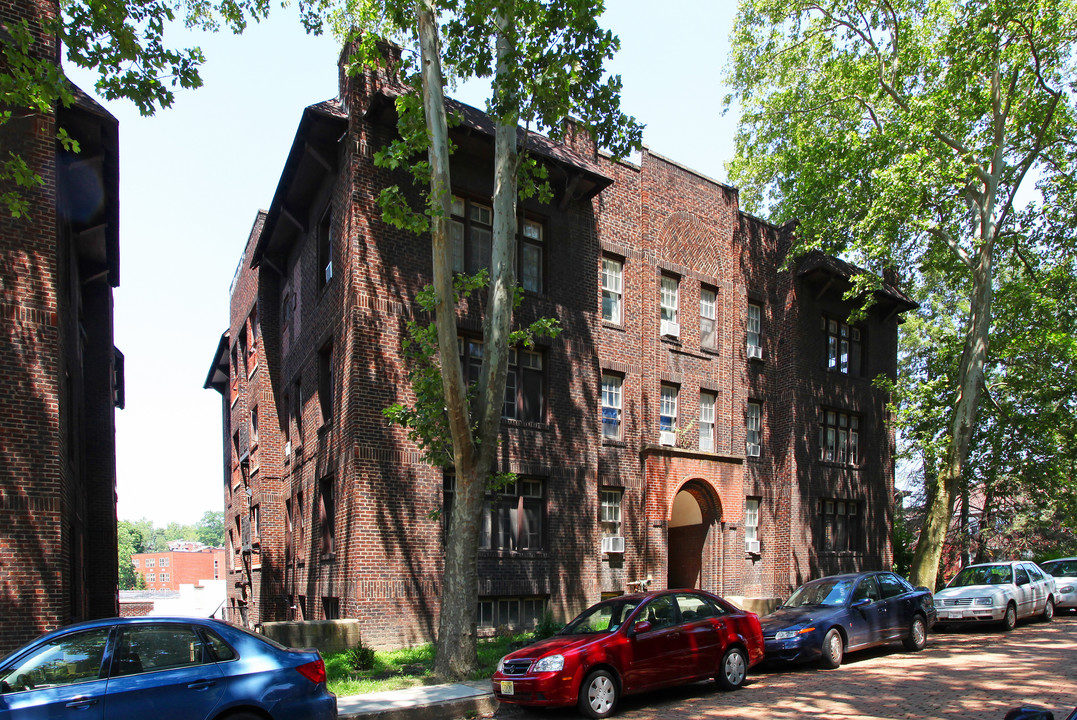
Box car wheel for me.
[902,615,927,652]
[1002,602,1018,631]
[715,646,748,691]
[1042,597,1055,622]
[820,628,844,669]
[578,669,618,719]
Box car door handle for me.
[65,697,99,709]
[187,680,216,691]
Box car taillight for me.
[296,658,327,684]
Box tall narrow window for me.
[819,499,861,552]
[601,257,623,324]
[318,342,333,425]
[746,401,762,456]
[601,374,623,440]
[824,317,862,375]
[660,275,680,337]
[318,477,335,558]
[745,498,760,553]
[699,392,716,452]
[700,287,717,350]
[660,384,678,444]
[293,379,303,445]
[600,489,623,553]
[820,410,860,465]
[318,205,332,288]
[747,303,762,358]
[520,219,544,293]
[248,307,259,368]
[250,406,258,445]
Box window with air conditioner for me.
[660,275,679,337]
[600,489,623,554]
[747,302,763,358]
[745,498,760,553]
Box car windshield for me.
[948,565,1013,587]
[560,599,641,635]
[1041,560,1077,578]
[783,578,853,608]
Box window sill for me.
[478,550,549,559]
[602,320,625,331]
[817,460,861,470]
[660,335,682,346]
[700,346,721,356]
[320,552,336,563]
[501,418,549,431]
[602,439,627,448]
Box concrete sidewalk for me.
[337,679,498,720]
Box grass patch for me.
[325,633,532,697]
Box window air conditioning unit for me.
[745,539,761,554]
[747,344,763,360]
[746,442,761,457]
[660,430,677,447]
[601,536,625,554]
[660,320,680,338]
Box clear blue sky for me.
[66,3,739,525]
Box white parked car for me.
[934,561,1057,631]
[1040,557,1077,612]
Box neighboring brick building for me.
[205,48,914,645]
[131,548,226,591]
[0,0,123,654]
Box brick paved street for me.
[487,615,1077,720]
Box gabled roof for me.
[203,331,231,393]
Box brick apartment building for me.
[132,548,227,591]
[205,48,914,645]
[0,0,123,654]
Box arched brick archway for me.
[667,480,724,589]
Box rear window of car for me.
[1043,560,1077,577]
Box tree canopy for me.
[726,0,1077,587]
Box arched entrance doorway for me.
[667,482,722,589]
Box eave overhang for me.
[204,331,231,393]
[797,250,918,317]
[364,91,614,202]
[250,98,349,270]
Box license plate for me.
[500,681,514,696]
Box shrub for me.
[345,641,376,673]
[530,610,564,641]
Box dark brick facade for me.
[0,0,122,655]
[206,50,914,646]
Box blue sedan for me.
[0,616,337,720]
[761,571,937,668]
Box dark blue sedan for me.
[0,616,337,720]
[761,571,937,668]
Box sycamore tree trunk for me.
[416,0,519,679]
[909,209,996,590]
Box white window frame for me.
[745,498,760,552]
[660,275,680,336]
[747,303,762,355]
[601,257,623,324]
[600,489,623,539]
[700,287,717,350]
[660,384,678,444]
[746,401,762,455]
[699,392,716,451]
[601,374,623,439]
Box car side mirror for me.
[851,598,871,609]
[632,620,653,635]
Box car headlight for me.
[975,597,994,606]
[531,654,564,673]
[496,656,506,673]
[774,627,815,640]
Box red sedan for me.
[491,589,764,718]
